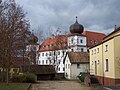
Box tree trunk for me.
[6,68,9,85]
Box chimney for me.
[115,25,117,31]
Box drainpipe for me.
[102,44,104,85]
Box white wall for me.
[70,64,89,79]
[38,49,66,73]
[68,35,86,46]
[67,35,87,52]
[64,55,71,79]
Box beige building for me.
[90,27,120,86]
[64,52,89,79]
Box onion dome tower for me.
[70,16,84,34]
[68,16,87,52]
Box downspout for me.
[102,44,104,85]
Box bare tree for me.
[0,0,30,83]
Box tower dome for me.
[70,16,84,34]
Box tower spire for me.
[75,16,78,23]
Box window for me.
[71,49,74,52]
[58,51,60,55]
[91,40,94,45]
[46,53,48,56]
[92,61,94,65]
[94,49,96,54]
[97,60,100,64]
[63,67,65,71]
[105,59,108,72]
[71,38,74,44]
[77,38,79,43]
[62,51,65,56]
[77,64,80,69]
[66,64,67,69]
[39,61,41,64]
[46,60,48,64]
[92,50,93,55]
[95,40,98,44]
[68,64,70,69]
[105,45,108,52]
[49,52,51,56]
[81,48,84,52]
[97,48,99,53]
[59,60,60,64]
[42,60,44,64]
[58,68,60,71]
[80,39,83,43]
[42,53,44,56]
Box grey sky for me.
[15,0,120,35]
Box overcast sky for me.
[15,0,120,35]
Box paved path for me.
[29,80,94,90]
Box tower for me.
[68,16,87,52]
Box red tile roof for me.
[39,35,68,52]
[82,31,106,47]
[39,31,106,51]
[67,52,89,64]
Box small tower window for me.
[80,39,83,43]
[81,48,84,52]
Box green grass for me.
[0,83,30,90]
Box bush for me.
[25,73,37,83]
[77,72,87,82]
[12,73,37,83]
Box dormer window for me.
[95,40,98,44]
[50,45,52,48]
[91,40,94,45]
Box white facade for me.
[64,55,89,79]
[38,34,88,74]
[68,35,87,52]
[38,49,67,73]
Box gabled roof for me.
[22,65,55,74]
[103,27,120,40]
[90,27,120,49]
[39,31,105,52]
[82,31,106,47]
[39,35,68,52]
[66,52,89,64]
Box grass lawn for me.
[0,83,30,90]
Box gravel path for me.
[29,80,94,90]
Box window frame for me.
[105,59,109,72]
[77,64,80,69]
